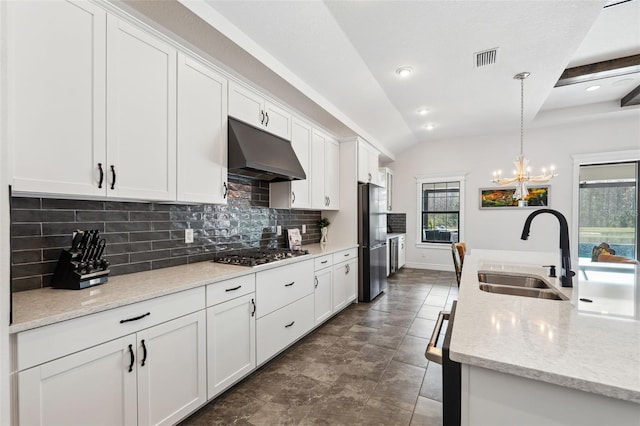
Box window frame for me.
[416,174,466,249]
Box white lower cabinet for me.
[314,267,333,325]
[256,294,315,366]
[206,293,256,399]
[18,310,206,426]
[332,249,358,311]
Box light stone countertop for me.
[10,242,358,333]
[451,249,640,404]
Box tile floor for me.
[181,268,457,426]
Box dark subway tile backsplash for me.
[387,213,406,234]
[11,175,321,292]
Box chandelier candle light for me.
[492,72,557,206]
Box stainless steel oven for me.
[426,300,461,426]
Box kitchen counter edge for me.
[10,242,357,333]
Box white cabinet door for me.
[207,293,256,399]
[357,140,370,184]
[18,335,137,426]
[263,101,292,140]
[368,148,380,186]
[289,118,312,208]
[8,0,107,197]
[270,117,311,209]
[228,81,264,129]
[106,16,176,201]
[256,294,314,366]
[324,137,340,210]
[333,259,357,311]
[311,130,326,209]
[177,53,228,204]
[228,82,291,140]
[398,235,406,269]
[314,268,333,324]
[344,258,358,303]
[137,310,207,426]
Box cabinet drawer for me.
[334,248,357,264]
[255,260,313,318]
[17,287,205,371]
[256,294,314,366]
[314,255,333,270]
[206,274,255,307]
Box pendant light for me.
[491,72,557,205]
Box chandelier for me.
[492,72,557,205]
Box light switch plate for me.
[185,228,194,244]
[302,224,306,234]
[276,225,282,236]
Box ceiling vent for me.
[474,48,499,68]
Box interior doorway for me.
[578,161,638,261]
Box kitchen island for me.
[452,249,640,425]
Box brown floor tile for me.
[410,396,443,426]
[420,361,443,402]
[369,361,424,411]
[369,324,408,350]
[407,317,437,339]
[394,335,430,368]
[248,401,313,426]
[357,399,413,426]
[271,374,332,407]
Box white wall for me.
[390,112,640,271]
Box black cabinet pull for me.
[264,112,269,126]
[141,339,147,367]
[127,344,134,373]
[260,110,265,124]
[251,298,256,317]
[321,260,328,264]
[292,191,295,204]
[284,281,294,287]
[314,276,318,288]
[120,312,150,324]
[368,172,372,182]
[110,165,116,190]
[285,321,295,328]
[346,264,350,274]
[223,182,228,199]
[98,163,104,188]
[225,285,242,292]
[327,197,331,206]
[344,253,350,257]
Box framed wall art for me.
[479,186,549,209]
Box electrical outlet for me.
[185,228,194,244]
[302,224,306,234]
[276,225,282,236]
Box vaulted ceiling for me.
[122,0,640,162]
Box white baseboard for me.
[405,261,453,272]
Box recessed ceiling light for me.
[395,66,413,78]
[586,85,600,92]
[417,107,429,116]
[423,124,435,131]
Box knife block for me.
[51,249,110,290]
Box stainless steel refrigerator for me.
[358,183,388,302]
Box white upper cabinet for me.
[270,117,312,209]
[228,81,292,140]
[7,0,107,197]
[311,130,340,210]
[358,139,382,186]
[106,16,177,201]
[177,53,228,204]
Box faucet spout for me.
[521,208,575,288]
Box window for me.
[417,176,465,245]
[578,161,638,260]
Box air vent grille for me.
[474,48,499,68]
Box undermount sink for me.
[477,271,568,301]
[478,272,549,288]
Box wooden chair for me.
[451,243,463,286]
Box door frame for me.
[572,149,640,262]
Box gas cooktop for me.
[212,248,310,267]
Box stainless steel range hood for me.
[228,117,306,182]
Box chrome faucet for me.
[521,208,575,288]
